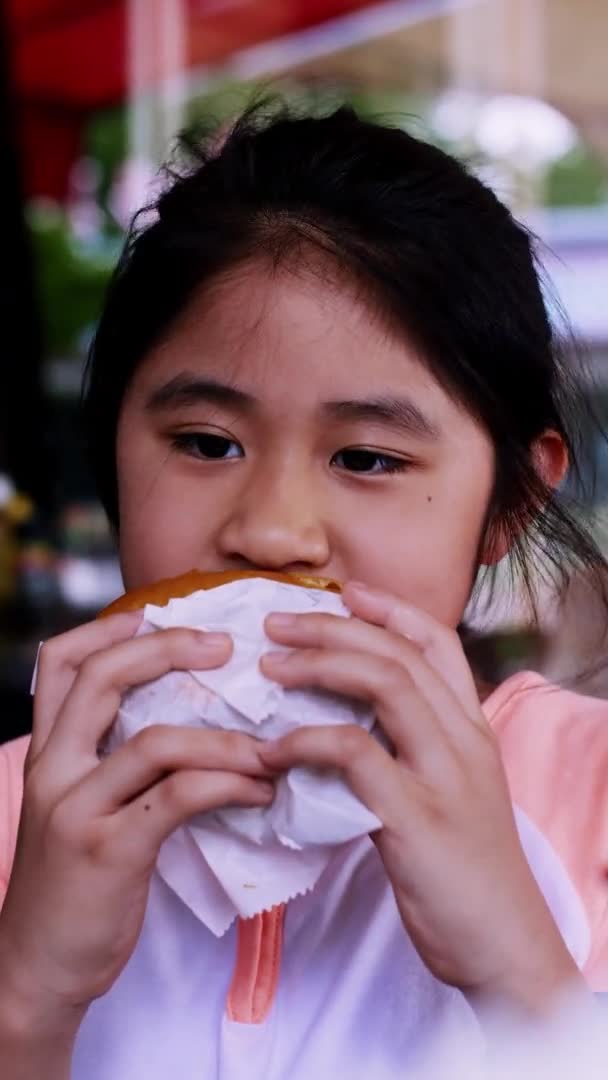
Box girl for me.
[1,104,607,1078]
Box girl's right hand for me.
[0,612,273,1038]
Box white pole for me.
[157,0,188,154]
[127,0,151,165]
[127,0,187,166]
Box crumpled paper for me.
[103,577,381,935]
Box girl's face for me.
[116,261,495,629]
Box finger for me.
[31,612,144,758]
[265,610,411,669]
[259,724,412,829]
[38,629,233,794]
[261,647,450,770]
[265,609,481,748]
[342,582,483,721]
[114,769,275,858]
[74,726,273,815]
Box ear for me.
[531,429,569,490]
[480,430,569,566]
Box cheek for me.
[115,432,209,588]
[418,510,486,626]
[349,485,491,629]
[420,478,492,623]
[118,498,199,589]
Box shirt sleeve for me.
[489,675,608,990]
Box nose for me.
[216,464,331,574]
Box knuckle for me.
[131,725,172,768]
[311,613,332,643]
[78,651,107,689]
[46,798,80,846]
[219,729,249,757]
[36,637,67,681]
[380,658,411,695]
[159,771,189,813]
[217,771,241,796]
[36,626,94,682]
[339,724,370,761]
[222,772,261,803]
[274,731,301,757]
[79,821,111,862]
[22,762,53,816]
[232,775,261,802]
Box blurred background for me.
[2,0,608,743]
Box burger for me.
[101,569,341,617]
[99,567,379,915]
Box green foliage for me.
[545,144,608,207]
[27,203,116,357]
[84,107,129,222]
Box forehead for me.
[133,259,454,422]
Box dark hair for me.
[83,102,607,618]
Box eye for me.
[332,448,409,475]
[171,433,244,460]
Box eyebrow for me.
[145,375,256,412]
[322,396,439,440]
[145,374,440,440]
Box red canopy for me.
[7,0,384,197]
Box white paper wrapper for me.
[103,577,381,934]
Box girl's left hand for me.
[259,581,583,1016]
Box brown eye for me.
[332,449,408,475]
[172,433,243,460]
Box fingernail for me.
[112,608,145,624]
[347,581,370,593]
[198,632,231,649]
[258,781,275,798]
[267,613,297,628]
[262,650,290,665]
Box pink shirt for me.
[485,671,608,988]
